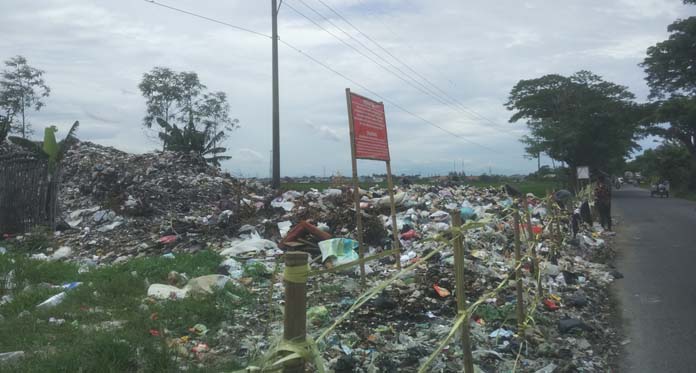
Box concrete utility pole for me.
[272,0,281,189]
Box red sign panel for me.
[348,92,390,161]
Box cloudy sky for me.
[1,0,694,177]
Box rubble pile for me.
[2,142,622,371]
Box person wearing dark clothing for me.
[594,178,612,230]
[580,201,592,225]
[571,212,580,238]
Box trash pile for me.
[0,142,20,155]
[250,189,622,372]
[1,141,622,371]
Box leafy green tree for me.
[138,67,237,165]
[629,142,693,188]
[176,71,205,126]
[138,67,181,128]
[506,70,642,180]
[0,56,51,138]
[640,2,696,182]
[195,91,239,150]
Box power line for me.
[144,0,271,39]
[142,0,500,152]
[293,0,464,120]
[284,0,465,117]
[292,0,499,129]
[312,0,513,133]
[277,39,498,152]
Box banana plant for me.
[9,120,79,173]
[156,118,230,166]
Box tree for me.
[506,71,642,180]
[138,67,182,128]
[0,56,51,138]
[640,4,696,179]
[629,142,693,189]
[176,71,205,127]
[138,67,238,165]
[195,91,239,150]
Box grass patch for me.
[674,189,696,201]
[243,261,270,281]
[0,250,255,372]
[319,284,343,295]
[3,226,54,254]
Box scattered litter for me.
[489,328,513,338]
[159,235,177,245]
[37,292,67,308]
[50,246,72,260]
[0,351,24,364]
[433,284,450,298]
[319,238,359,266]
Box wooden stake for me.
[386,160,401,269]
[283,252,308,373]
[345,88,366,285]
[522,197,541,291]
[452,212,474,373]
[513,211,525,332]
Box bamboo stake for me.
[386,160,401,269]
[452,212,474,373]
[513,211,525,332]
[283,252,308,373]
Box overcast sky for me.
[1,0,694,177]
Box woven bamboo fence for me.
[0,152,59,234]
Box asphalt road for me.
[613,185,696,372]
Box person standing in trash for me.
[594,176,612,231]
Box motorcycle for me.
[650,183,669,198]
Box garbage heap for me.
[39,141,388,263]
[9,141,620,372]
[211,186,621,372]
[44,141,269,262]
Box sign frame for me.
[576,166,590,180]
[346,88,401,284]
[348,91,391,162]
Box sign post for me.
[346,88,401,285]
[576,166,590,193]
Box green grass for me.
[0,250,255,372]
[674,189,696,201]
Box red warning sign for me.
[348,92,390,161]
